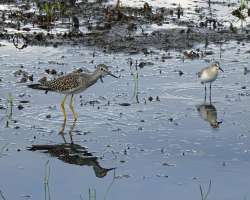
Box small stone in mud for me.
[204,50,214,55]
[244,67,250,75]
[17,148,21,152]
[28,75,33,81]
[119,103,131,106]
[139,62,146,68]
[14,126,20,129]
[19,77,27,83]
[162,163,175,166]
[22,27,31,32]
[17,104,24,110]
[168,117,173,122]
[241,86,246,89]
[148,96,153,101]
[178,70,184,76]
[51,69,57,75]
[46,114,51,119]
[20,100,29,103]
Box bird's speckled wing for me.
[43,73,83,92]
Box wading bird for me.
[198,61,223,101]
[28,64,118,133]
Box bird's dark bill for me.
[107,71,118,78]
[219,67,224,72]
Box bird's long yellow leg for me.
[69,94,77,121]
[59,95,67,134]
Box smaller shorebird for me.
[28,64,118,132]
[198,61,223,101]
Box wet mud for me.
[0,0,250,52]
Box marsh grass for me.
[5,93,13,128]
[0,190,6,200]
[79,170,116,200]
[104,170,116,200]
[129,59,139,103]
[44,160,51,200]
[35,0,66,31]
[0,143,8,158]
[88,188,96,200]
[199,180,212,200]
[232,0,248,29]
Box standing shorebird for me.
[28,64,118,132]
[198,61,223,101]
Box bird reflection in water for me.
[28,121,114,178]
[196,91,223,128]
[196,102,223,128]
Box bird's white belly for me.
[200,72,218,83]
[60,87,86,95]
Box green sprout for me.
[44,160,51,200]
[199,180,212,200]
[6,93,13,128]
[130,59,139,103]
[232,0,248,29]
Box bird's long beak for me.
[107,70,118,78]
[219,67,224,72]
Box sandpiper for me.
[28,64,118,132]
[198,61,223,100]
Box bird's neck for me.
[88,70,101,85]
[211,67,218,73]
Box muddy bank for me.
[0,0,250,52]
[2,27,250,53]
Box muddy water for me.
[0,39,250,200]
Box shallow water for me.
[0,38,250,199]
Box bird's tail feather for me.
[28,84,51,91]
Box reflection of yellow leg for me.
[59,95,67,134]
[69,119,77,144]
[69,94,77,121]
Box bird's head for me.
[210,120,223,128]
[96,64,118,82]
[213,61,224,72]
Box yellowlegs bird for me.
[198,61,223,101]
[28,64,118,132]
